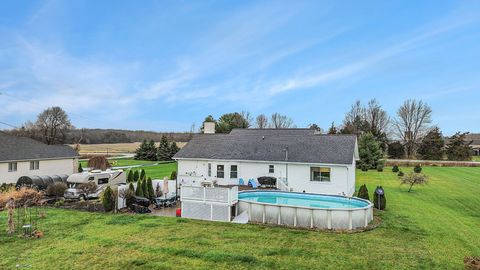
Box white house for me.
[174,127,359,196]
[0,132,79,184]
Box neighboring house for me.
[0,132,79,184]
[465,133,480,156]
[174,127,359,196]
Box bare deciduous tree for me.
[365,99,389,136]
[393,99,432,158]
[269,113,295,128]
[255,114,269,129]
[35,106,73,145]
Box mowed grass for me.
[0,167,479,269]
[80,159,178,179]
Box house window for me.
[230,165,238,178]
[88,176,95,181]
[217,165,224,178]
[30,160,40,170]
[311,167,331,182]
[269,165,274,173]
[208,163,212,177]
[8,162,17,172]
[98,178,109,185]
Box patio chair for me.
[239,178,245,185]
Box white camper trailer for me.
[64,169,126,200]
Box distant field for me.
[80,158,177,180]
[71,142,187,155]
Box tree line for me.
[134,136,180,161]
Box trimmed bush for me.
[46,182,68,199]
[170,170,177,180]
[102,186,114,212]
[78,163,84,173]
[373,186,386,210]
[135,179,144,197]
[392,165,399,173]
[127,170,134,183]
[398,171,405,177]
[414,164,422,173]
[377,164,384,172]
[126,183,135,207]
[133,170,139,182]
[147,177,155,199]
[357,184,370,201]
[142,178,148,197]
[140,169,146,181]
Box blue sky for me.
[0,0,479,135]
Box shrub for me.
[377,164,384,172]
[140,169,146,181]
[46,182,68,199]
[387,141,405,159]
[87,156,111,171]
[133,170,139,182]
[155,182,162,197]
[373,186,386,210]
[398,171,405,177]
[414,164,422,173]
[147,177,155,199]
[357,184,370,201]
[127,170,134,183]
[142,178,148,197]
[126,183,135,207]
[359,163,368,172]
[102,186,115,212]
[78,163,84,173]
[135,179,145,197]
[392,165,399,172]
[400,172,428,192]
[54,200,65,207]
[170,170,177,180]
[0,187,44,208]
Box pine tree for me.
[133,170,139,182]
[140,169,146,181]
[446,132,472,161]
[135,179,144,197]
[126,183,135,206]
[142,178,148,198]
[170,170,177,180]
[327,122,338,134]
[134,139,148,160]
[78,163,84,173]
[127,170,134,183]
[417,127,445,160]
[102,186,114,212]
[387,142,405,159]
[358,132,383,169]
[145,139,157,161]
[147,177,155,199]
[157,135,171,161]
[169,142,180,159]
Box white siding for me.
[177,158,356,196]
[0,158,77,184]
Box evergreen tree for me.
[126,183,135,206]
[358,132,383,169]
[387,142,405,159]
[140,169,146,181]
[327,122,338,134]
[142,178,148,198]
[102,186,114,212]
[135,179,144,197]
[170,170,177,180]
[144,139,157,161]
[169,142,180,159]
[78,163,84,173]
[133,170,139,182]
[446,132,472,161]
[417,127,445,160]
[157,135,171,161]
[357,184,370,201]
[127,170,134,183]
[147,177,155,199]
[134,139,148,160]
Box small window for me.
[230,165,238,179]
[311,167,331,182]
[88,176,95,181]
[30,161,39,170]
[269,165,274,173]
[208,163,212,177]
[98,178,109,185]
[8,162,17,172]
[217,165,224,178]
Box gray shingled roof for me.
[0,132,78,162]
[174,129,357,165]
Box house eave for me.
[174,157,354,167]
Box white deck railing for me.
[181,186,238,205]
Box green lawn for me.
[80,159,178,179]
[1,167,479,269]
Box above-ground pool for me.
[237,191,373,230]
